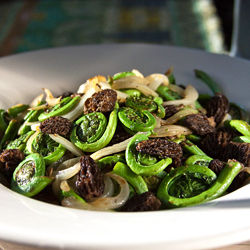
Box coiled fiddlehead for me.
[11,153,53,197]
[157,160,242,208]
[118,107,156,133]
[70,102,119,152]
[125,134,172,176]
[125,95,165,118]
[27,132,66,165]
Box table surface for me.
[1,240,250,250]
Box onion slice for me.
[61,196,113,212]
[115,90,129,102]
[145,73,169,91]
[168,84,185,96]
[162,85,198,106]
[112,80,158,97]
[29,93,44,108]
[151,125,192,137]
[87,175,114,202]
[52,162,81,197]
[89,173,129,209]
[26,130,39,153]
[43,88,61,106]
[49,134,84,157]
[90,133,143,161]
[61,173,128,211]
[50,157,81,177]
[161,108,198,125]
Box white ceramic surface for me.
[0,44,250,250]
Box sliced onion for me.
[26,130,39,153]
[55,157,81,173]
[43,88,61,106]
[132,69,144,78]
[52,162,81,197]
[29,93,44,108]
[77,75,107,94]
[30,122,41,131]
[48,152,75,173]
[87,175,114,202]
[90,133,137,161]
[113,75,148,85]
[168,84,185,96]
[145,74,169,91]
[99,175,114,198]
[115,90,129,102]
[161,108,198,125]
[28,104,48,111]
[55,162,81,180]
[89,173,129,209]
[162,85,198,106]
[112,80,158,97]
[98,81,111,90]
[61,196,113,212]
[60,180,71,192]
[151,125,193,137]
[49,134,84,157]
[153,114,162,128]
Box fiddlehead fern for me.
[11,153,53,197]
[70,102,119,152]
[26,131,66,165]
[125,134,172,176]
[118,107,156,133]
[157,160,242,208]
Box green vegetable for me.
[118,107,156,132]
[0,119,19,150]
[70,102,118,152]
[120,89,142,97]
[229,103,250,123]
[194,69,222,94]
[6,131,35,151]
[113,71,136,81]
[225,119,250,136]
[185,155,213,167]
[182,140,207,156]
[38,96,81,121]
[11,153,53,197]
[112,162,148,194]
[125,134,172,176]
[19,102,45,135]
[7,104,29,118]
[156,85,182,101]
[157,160,242,208]
[60,185,86,203]
[125,95,165,118]
[233,135,250,143]
[27,132,66,165]
[97,154,126,171]
[185,134,202,144]
[0,109,9,134]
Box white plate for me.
[0,44,250,250]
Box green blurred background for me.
[0,0,233,57]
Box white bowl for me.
[1,44,250,250]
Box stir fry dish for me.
[0,68,250,212]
